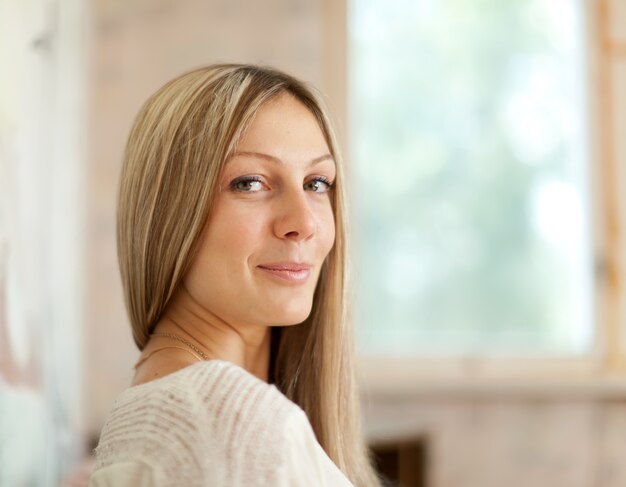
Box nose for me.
[273,187,317,242]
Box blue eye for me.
[306,176,334,193]
[230,176,264,192]
[229,175,334,193]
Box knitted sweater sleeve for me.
[280,408,354,486]
[88,460,154,487]
[88,410,353,487]
[87,360,354,487]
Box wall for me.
[364,386,626,487]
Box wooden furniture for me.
[365,405,428,487]
[369,434,427,487]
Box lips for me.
[257,262,313,271]
[257,262,313,283]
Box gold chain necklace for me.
[150,332,210,361]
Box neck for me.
[151,284,272,382]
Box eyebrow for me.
[227,151,334,166]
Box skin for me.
[132,92,336,385]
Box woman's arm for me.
[87,460,155,487]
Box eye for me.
[230,176,265,192]
[305,176,334,193]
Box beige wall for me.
[365,390,626,487]
[85,0,343,435]
[612,0,626,360]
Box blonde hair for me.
[117,64,381,486]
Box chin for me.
[280,312,312,327]
[272,303,313,326]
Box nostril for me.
[273,193,318,240]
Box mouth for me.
[257,262,313,284]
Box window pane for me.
[348,0,594,355]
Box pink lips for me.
[257,262,312,283]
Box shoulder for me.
[92,360,303,485]
[131,346,198,387]
[280,410,355,486]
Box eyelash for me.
[229,176,335,193]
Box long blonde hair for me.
[117,64,381,486]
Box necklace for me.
[150,332,210,361]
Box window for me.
[348,0,601,358]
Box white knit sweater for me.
[88,359,353,487]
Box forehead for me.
[233,93,331,158]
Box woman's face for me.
[183,93,336,328]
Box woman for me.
[88,64,381,487]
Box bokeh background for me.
[2,0,626,486]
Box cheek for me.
[205,208,264,260]
[185,206,263,300]
[319,205,336,255]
